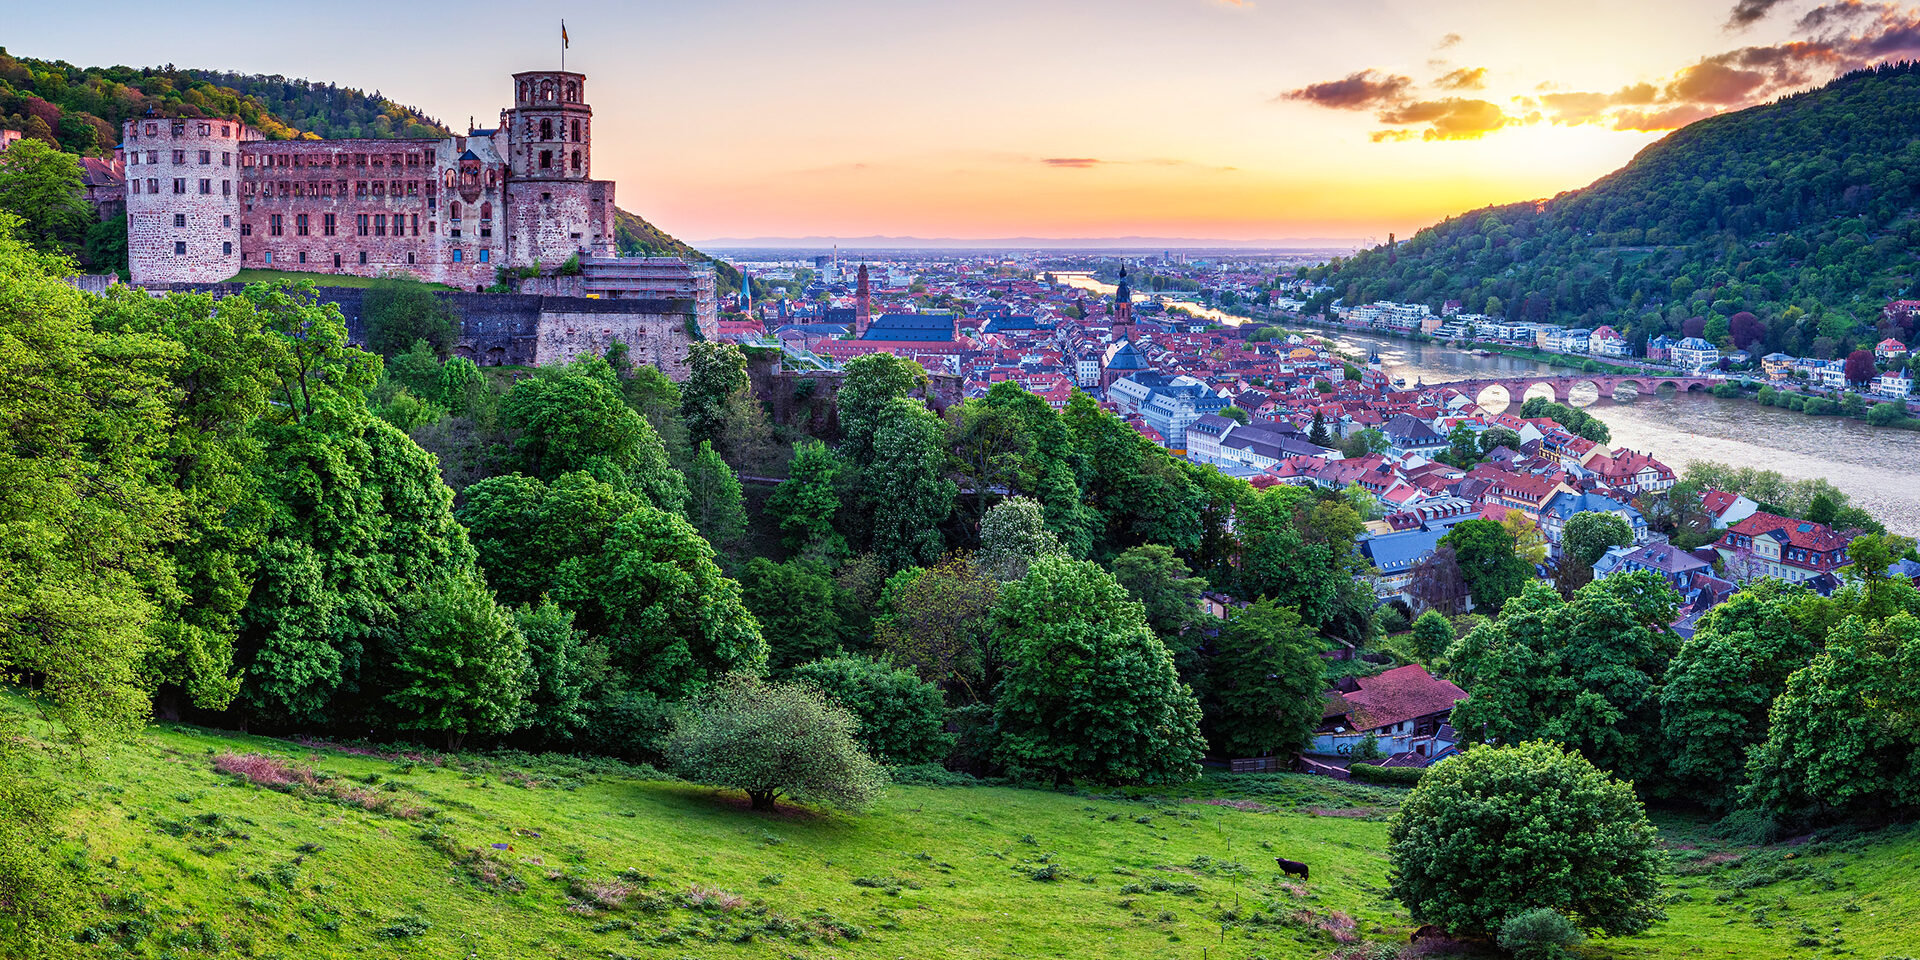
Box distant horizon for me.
[698,235,1368,253]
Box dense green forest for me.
[0,48,448,150]
[1310,62,1920,361]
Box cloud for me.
[1727,0,1791,29]
[1437,33,1463,49]
[1290,3,1920,142]
[1375,98,1513,139]
[1278,70,1413,109]
[1435,66,1488,90]
[1041,158,1106,168]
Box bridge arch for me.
[1474,382,1514,411]
[1566,378,1603,406]
[1611,378,1645,402]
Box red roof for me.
[1327,665,1466,731]
[1720,511,1852,552]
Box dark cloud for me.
[1278,70,1413,109]
[1041,158,1105,168]
[1435,66,1489,90]
[1727,0,1791,29]
[1797,0,1891,30]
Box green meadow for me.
[38,711,1920,959]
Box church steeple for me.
[1111,262,1134,340]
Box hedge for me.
[1348,762,1425,786]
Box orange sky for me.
[17,0,1920,242]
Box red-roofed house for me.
[1716,512,1855,582]
[1699,489,1759,529]
[1311,665,1466,764]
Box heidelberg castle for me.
[123,69,620,290]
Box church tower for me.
[1111,262,1134,341]
[855,263,872,336]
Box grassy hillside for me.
[614,206,745,295]
[33,701,1920,959]
[1311,63,1920,360]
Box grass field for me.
[219,269,458,291]
[33,709,1920,959]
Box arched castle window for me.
[480,201,491,220]
[566,81,578,102]
[486,170,496,188]
[450,201,461,221]
[519,81,529,101]
[541,118,553,140]
[572,119,582,142]
[443,169,454,190]
[571,150,581,172]
[540,80,554,101]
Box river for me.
[1317,329,1920,536]
[1043,272,1920,534]
[1051,272,1245,325]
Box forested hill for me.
[1309,61,1920,361]
[614,207,744,294]
[0,48,448,150]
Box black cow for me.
[1274,857,1309,880]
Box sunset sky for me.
[12,0,1920,243]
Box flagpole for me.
[561,20,566,71]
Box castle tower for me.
[855,263,872,336]
[501,70,615,267]
[1111,262,1134,341]
[122,116,251,285]
[505,71,592,181]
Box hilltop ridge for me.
[1310,62,1920,359]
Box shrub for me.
[1387,742,1664,938]
[1497,907,1583,959]
[787,655,953,765]
[664,673,888,811]
[1348,762,1423,786]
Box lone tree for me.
[664,673,888,811]
[1388,741,1665,941]
[1561,510,1634,569]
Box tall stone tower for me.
[855,263,872,336]
[123,116,251,285]
[1111,262,1134,341]
[502,71,615,268]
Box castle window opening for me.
[453,249,464,262]
[540,150,552,169]
[540,80,553,100]
[147,151,158,164]
[130,180,139,194]
[172,178,185,194]
[480,201,491,220]
[223,242,232,256]
[174,241,186,255]
[269,214,283,237]
[407,252,415,264]
[221,125,230,137]
[541,118,553,139]
[240,222,251,237]
[479,249,489,263]
[375,215,387,237]
[571,119,581,141]
[171,122,185,136]
[323,214,337,237]
[147,178,158,193]
[295,214,309,236]
[411,214,419,235]
[541,192,551,202]
[198,123,210,136]
[334,254,342,268]
[356,214,370,237]
[571,150,580,172]
[145,122,157,137]
[173,150,186,164]
[263,251,272,265]
[199,178,211,194]
[222,152,231,166]
[173,214,186,227]
[223,180,232,196]
[450,201,462,221]
[198,150,210,164]
[359,252,368,265]
[298,252,307,264]
[242,154,252,167]
[222,215,231,227]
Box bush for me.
[664,673,888,811]
[1387,742,1664,939]
[787,655,954,765]
[1497,907,1583,960]
[1348,762,1423,786]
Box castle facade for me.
[123,70,616,289]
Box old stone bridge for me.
[1425,374,1720,405]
